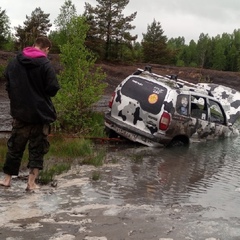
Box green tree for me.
[54,0,77,29]
[83,5,105,59]
[167,36,186,65]
[187,40,198,67]
[0,7,11,49]
[196,33,210,68]
[15,7,52,49]
[211,35,226,70]
[53,0,77,46]
[142,19,170,64]
[227,44,238,71]
[2,34,15,51]
[132,41,143,62]
[49,0,77,52]
[228,30,240,71]
[176,39,198,67]
[54,16,106,133]
[84,0,137,60]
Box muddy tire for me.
[167,137,189,148]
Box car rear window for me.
[121,77,167,114]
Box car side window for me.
[190,96,207,120]
[209,99,226,125]
[176,95,189,116]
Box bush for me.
[53,16,106,133]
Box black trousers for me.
[3,119,50,176]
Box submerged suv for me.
[104,67,240,147]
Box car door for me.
[174,94,207,139]
[188,95,212,140]
[208,99,229,138]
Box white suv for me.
[104,67,240,147]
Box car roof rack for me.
[133,67,212,96]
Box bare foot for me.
[26,183,40,191]
[26,168,40,190]
[0,181,10,187]
[0,175,12,187]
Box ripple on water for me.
[83,138,240,218]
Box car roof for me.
[131,69,212,97]
[131,68,240,125]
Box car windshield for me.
[121,77,167,115]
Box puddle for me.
[1,139,240,239]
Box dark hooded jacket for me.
[4,47,60,124]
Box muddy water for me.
[1,87,240,239]
[99,138,240,216]
[1,139,240,239]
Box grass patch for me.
[47,135,93,158]
[81,147,106,167]
[38,162,71,184]
[82,112,107,137]
[42,136,106,182]
[91,171,101,181]
[0,136,106,185]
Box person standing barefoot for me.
[0,37,60,191]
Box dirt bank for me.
[1,51,240,93]
[99,62,240,94]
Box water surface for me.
[83,137,240,220]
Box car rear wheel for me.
[167,136,189,148]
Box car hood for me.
[197,83,240,125]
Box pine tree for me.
[0,7,11,49]
[212,36,226,70]
[15,7,52,48]
[84,0,137,60]
[167,37,186,65]
[141,19,170,64]
[196,33,210,68]
[50,0,77,49]
[54,0,77,30]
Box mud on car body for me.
[104,67,240,147]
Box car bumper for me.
[104,113,170,147]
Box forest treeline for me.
[1,0,240,72]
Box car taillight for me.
[109,92,116,108]
[159,112,171,130]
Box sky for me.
[1,0,240,44]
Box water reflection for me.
[85,137,240,217]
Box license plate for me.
[113,126,137,141]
